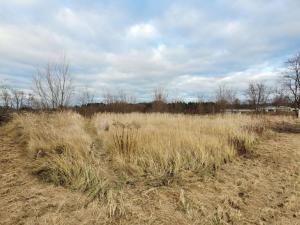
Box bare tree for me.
[215,84,236,112]
[33,57,73,109]
[283,53,300,109]
[11,89,25,110]
[246,81,269,110]
[152,87,168,112]
[169,88,184,103]
[216,84,236,104]
[196,93,205,103]
[116,89,136,104]
[126,94,137,104]
[103,88,137,104]
[272,86,290,107]
[79,87,94,106]
[153,87,168,103]
[102,89,115,104]
[117,89,128,103]
[0,85,12,108]
[24,93,37,109]
[1,83,32,110]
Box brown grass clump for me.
[111,121,140,157]
[6,112,112,200]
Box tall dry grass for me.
[93,113,268,179]
[6,112,276,200]
[7,112,112,200]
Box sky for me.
[0,0,300,102]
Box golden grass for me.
[6,112,278,200]
[93,113,267,178]
[7,112,111,200]
[2,112,300,224]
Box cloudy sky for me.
[0,0,300,101]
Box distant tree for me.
[152,87,168,112]
[283,53,300,109]
[102,89,115,104]
[169,88,184,103]
[272,87,290,107]
[24,93,37,109]
[215,84,236,112]
[102,89,136,104]
[196,93,205,103]
[0,85,12,108]
[116,89,127,103]
[101,89,136,113]
[116,89,136,104]
[153,87,168,103]
[232,98,241,109]
[33,56,73,109]
[11,89,25,110]
[79,87,94,106]
[246,81,270,110]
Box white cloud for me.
[166,65,282,101]
[127,23,158,39]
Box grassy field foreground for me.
[7,112,268,195]
[1,112,300,224]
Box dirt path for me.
[0,129,299,225]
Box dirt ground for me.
[0,126,299,225]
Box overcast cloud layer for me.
[0,0,300,101]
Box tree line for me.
[1,53,300,116]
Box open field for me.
[0,112,300,224]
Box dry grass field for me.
[0,112,300,224]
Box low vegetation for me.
[93,113,267,176]
[2,112,299,224]
[6,112,274,198]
